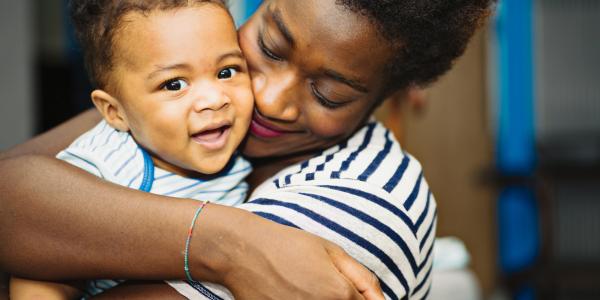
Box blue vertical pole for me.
[495,1,539,299]
[496,0,536,175]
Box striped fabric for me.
[169,121,437,300]
[56,120,252,297]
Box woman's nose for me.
[251,69,300,122]
[192,83,230,112]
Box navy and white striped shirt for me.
[57,120,252,296]
[169,120,437,300]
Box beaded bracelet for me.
[184,200,209,282]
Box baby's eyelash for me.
[160,78,188,91]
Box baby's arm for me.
[9,277,83,300]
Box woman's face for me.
[239,0,395,159]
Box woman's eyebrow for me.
[324,69,369,93]
[270,7,295,48]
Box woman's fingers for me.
[212,212,374,300]
[327,244,385,300]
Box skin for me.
[9,278,83,300]
[0,0,407,299]
[108,2,398,296]
[10,4,255,299]
[241,0,393,161]
[95,4,254,176]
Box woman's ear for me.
[404,86,427,112]
[90,90,130,132]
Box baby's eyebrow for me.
[146,63,190,80]
[216,50,244,65]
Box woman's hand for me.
[327,243,385,300]
[192,204,384,300]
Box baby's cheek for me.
[234,84,255,109]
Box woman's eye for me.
[258,33,283,61]
[310,83,346,109]
[218,67,238,79]
[162,79,188,91]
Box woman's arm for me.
[0,109,102,160]
[0,119,382,299]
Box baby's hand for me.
[9,276,83,300]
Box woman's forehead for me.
[266,0,374,36]
[263,0,393,88]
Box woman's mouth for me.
[250,111,297,138]
[191,125,231,150]
[249,118,286,138]
[249,110,305,139]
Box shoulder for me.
[56,120,143,184]
[252,120,438,245]
[268,121,429,205]
[58,120,132,157]
[252,120,436,235]
[245,122,437,298]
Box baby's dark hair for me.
[69,0,227,89]
[337,0,495,94]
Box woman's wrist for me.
[186,203,255,284]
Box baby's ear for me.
[91,90,130,132]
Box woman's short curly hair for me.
[69,0,227,89]
[337,0,495,92]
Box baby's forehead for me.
[112,4,236,67]
[107,6,240,89]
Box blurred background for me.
[1,0,599,299]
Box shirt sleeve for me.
[242,177,437,299]
[57,143,104,179]
[55,121,115,180]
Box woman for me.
[0,0,493,299]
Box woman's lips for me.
[249,118,285,138]
[249,111,304,139]
[191,125,231,150]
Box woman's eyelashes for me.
[258,31,283,61]
[256,27,348,110]
[310,83,347,109]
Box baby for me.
[10,0,253,298]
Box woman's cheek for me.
[311,103,369,137]
[307,114,352,138]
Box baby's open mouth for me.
[191,125,232,150]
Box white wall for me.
[0,0,34,150]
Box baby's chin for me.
[190,152,237,176]
[152,152,233,179]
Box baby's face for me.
[110,4,253,175]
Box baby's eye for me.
[217,67,238,80]
[163,79,188,91]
